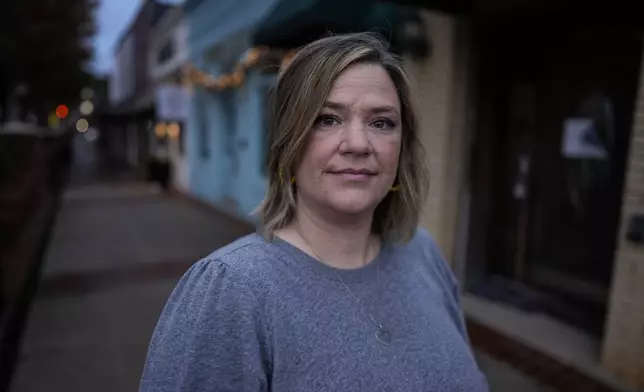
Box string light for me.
[280,50,297,71]
[182,47,296,92]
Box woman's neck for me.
[278,204,379,270]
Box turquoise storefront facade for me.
[184,0,278,221]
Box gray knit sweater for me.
[139,229,489,391]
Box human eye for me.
[371,118,396,130]
[314,114,340,128]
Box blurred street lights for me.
[167,122,180,139]
[85,127,99,142]
[76,118,89,133]
[155,122,167,138]
[55,104,69,119]
[81,87,94,101]
[80,101,94,115]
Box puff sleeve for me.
[139,259,272,392]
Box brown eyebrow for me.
[321,101,345,111]
[369,106,399,115]
[322,101,399,116]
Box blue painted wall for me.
[186,88,233,204]
[184,0,279,221]
[231,71,275,219]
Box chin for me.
[325,190,383,216]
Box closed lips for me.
[329,169,376,175]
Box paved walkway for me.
[9,183,253,392]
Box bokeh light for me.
[76,119,89,133]
[167,122,180,139]
[155,123,166,138]
[48,114,60,128]
[80,101,94,115]
[55,104,69,119]
[81,87,94,101]
[84,127,99,142]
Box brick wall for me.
[404,11,470,265]
[601,44,644,389]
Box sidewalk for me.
[8,183,253,392]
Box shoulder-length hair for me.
[257,32,429,244]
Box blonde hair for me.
[257,32,429,244]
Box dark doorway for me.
[468,23,641,337]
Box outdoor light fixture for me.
[167,122,180,139]
[399,9,431,61]
[155,122,167,138]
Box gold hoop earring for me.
[391,185,401,192]
[279,167,296,185]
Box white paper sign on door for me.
[561,118,608,160]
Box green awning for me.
[252,0,403,49]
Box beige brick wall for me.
[601,45,644,389]
[404,11,469,264]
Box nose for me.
[338,120,371,155]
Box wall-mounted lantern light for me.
[155,122,167,138]
[399,9,431,61]
[167,122,180,139]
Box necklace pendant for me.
[375,326,391,346]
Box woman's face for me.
[295,63,402,218]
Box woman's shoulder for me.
[160,234,283,324]
[403,227,442,259]
[187,233,285,289]
[206,232,275,266]
[397,227,459,291]
[141,235,277,390]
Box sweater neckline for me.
[263,234,394,283]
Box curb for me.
[0,186,64,392]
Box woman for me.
[140,33,488,391]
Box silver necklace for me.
[297,230,392,346]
